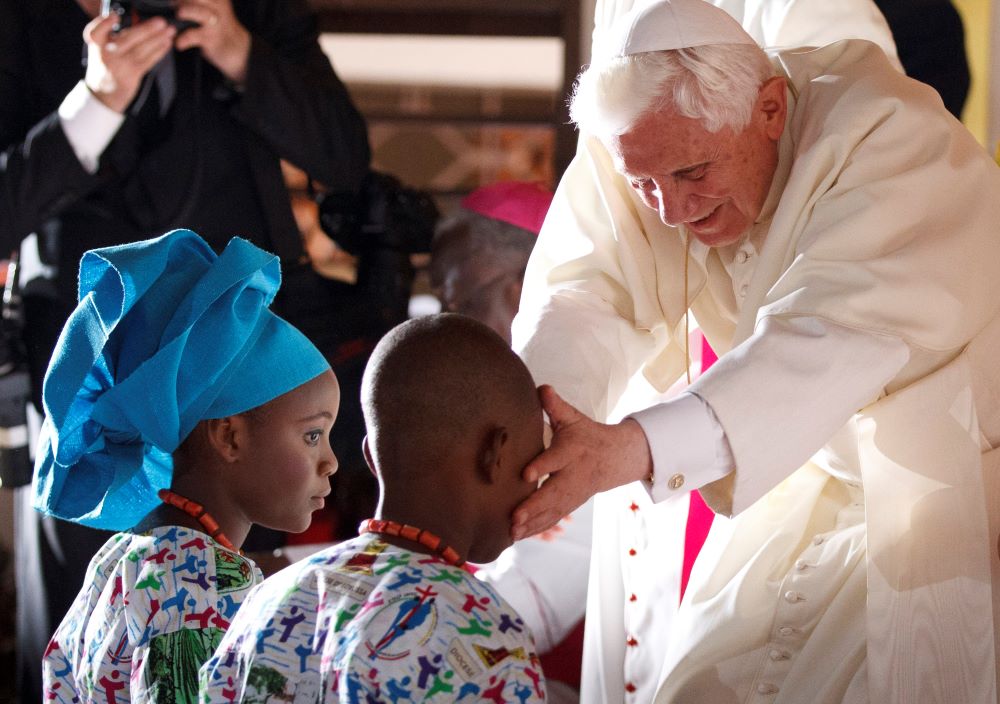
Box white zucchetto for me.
[602,0,757,58]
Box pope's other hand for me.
[511,385,653,539]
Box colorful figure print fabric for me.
[42,525,261,704]
[201,536,547,702]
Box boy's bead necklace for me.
[358,518,466,568]
[158,489,240,553]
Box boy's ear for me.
[477,426,509,484]
[362,435,377,478]
[204,416,245,463]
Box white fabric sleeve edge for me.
[58,81,125,173]
[628,391,733,504]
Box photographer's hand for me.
[175,0,252,85]
[84,14,176,113]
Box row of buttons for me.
[754,534,828,697]
[734,245,755,300]
[622,496,658,701]
[623,498,641,699]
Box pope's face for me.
[608,76,787,248]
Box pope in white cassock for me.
[507,0,1000,702]
[477,2,903,698]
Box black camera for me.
[318,171,440,332]
[103,0,200,33]
[318,171,439,260]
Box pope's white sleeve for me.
[629,392,733,501]
[513,134,686,424]
[474,499,593,653]
[631,316,909,514]
[58,82,124,173]
[514,294,659,424]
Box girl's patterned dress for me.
[43,525,261,703]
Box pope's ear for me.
[756,76,787,141]
[204,416,246,463]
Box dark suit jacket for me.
[0,4,370,700]
[873,0,970,118]
[0,0,371,403]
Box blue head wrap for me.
[32,229,331,530]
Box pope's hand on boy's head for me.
[510,385,653,540]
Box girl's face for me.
[233,369,340,533]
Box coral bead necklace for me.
[158,489,239,552]
[358,518,465,568]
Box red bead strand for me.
[158,489,239,552]
[358,518,465,567]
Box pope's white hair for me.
[570,44,775,138]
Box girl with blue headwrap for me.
[34,230,340,704]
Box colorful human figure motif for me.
[43,526,260,704]
[202,537,544,702]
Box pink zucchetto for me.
[460,181,554,236]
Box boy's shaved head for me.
[362,313,543,563]
[362,313,540,474]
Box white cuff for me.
[629,391,733,503]
[58,82,125,173]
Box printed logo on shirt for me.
[363,587,439,660]
[473,643,530,669]
[446,639,483,680]
[214,549,255,593]
[323,575,373,602]
[339,540,389,576]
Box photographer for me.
[0,1,370,700]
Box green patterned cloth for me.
[43,525,261,703]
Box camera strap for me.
[131,54,176,121]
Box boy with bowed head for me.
[201,313,548,703]
[36,229,340,703]
[431,182,591,700]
